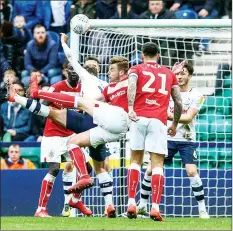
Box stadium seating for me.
[47,31,60,44]
[175,10,198,19]
[218,147,232,168]
[20,147,41,168]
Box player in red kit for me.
[28,56,130,195]
[127,42,183,221]
[34,63,92,217]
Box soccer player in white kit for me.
[138,62,210,219]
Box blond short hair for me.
[109,56,129,73]
[4,70,16,77]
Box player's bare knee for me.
[64,162,73,173]
[186,165,197,177]
[150,153,165,168]
[67,135,79,146]
[131,150,144,165]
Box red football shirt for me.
[128,62,178,124]
[43,80,81,137]
[102,77,128,112]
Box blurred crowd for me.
[0,0,232,146]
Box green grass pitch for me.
[1,217,231,230]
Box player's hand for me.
[170,3,180,11]
[7,129,16,136]
[167,123,177,137]
[60,33,69,44]
[198,9,209,18]
[172,60,188,75]
[167,113,174,121]
[128,109,139,122]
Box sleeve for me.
[204,0,217,13]
[24,2,43,29]
[24,45,36,72]
[42,1,51,30]
[128,66,139,79]
[27,160,36,169]
[61,42,100,84]
[40,43,59,74]
[190,93,205,111]
[102,86,109,102]
[15,112,32,134]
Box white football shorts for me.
[90,104,130,148]
[129,117,168,155]
[40,134,89,163]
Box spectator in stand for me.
[1,81,32,141]
[97,0,117,19]
[12,1,42,30]
[1,144,36,169]
[110,1,139,19]
[139,1,176,67]
[173,0,219,55]
[71,0,97,20]
[0,46,12,82]
[0,21,23,74]
[42,1,72,34]
[129,0,149,16]
[0,70,18,104]
[0,0,13,22]
[28,70,49,87]
[140,0,176,19]
[21,24,61,87]
[169,0,219,18]
[13,15,32,54]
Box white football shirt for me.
[62,42,108,99]
[167,88,204,142]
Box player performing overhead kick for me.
[126,42,183,221]
[26,54,130,194]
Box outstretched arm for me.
[60,33,99,84]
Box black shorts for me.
[165,141,198,165]
[66,110,110,162]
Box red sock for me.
[38,174,55,208]
[37,91,76,108]
[68,145,88,178]
[127,164,140,199]
[151,168,164,204]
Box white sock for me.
[74,96,79,108]
[152,203,160,211]
[14,94,27,107]
[128,198,136,206]
[96,172,113,207]
[189,174,206,212]
[62,171,74,205]
[21,96,50,117]
[139,171,151,207]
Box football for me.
[70,14,90,34]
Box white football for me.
[70,14,90,34]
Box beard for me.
[84,66,98,77]
[35,36,47,48]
